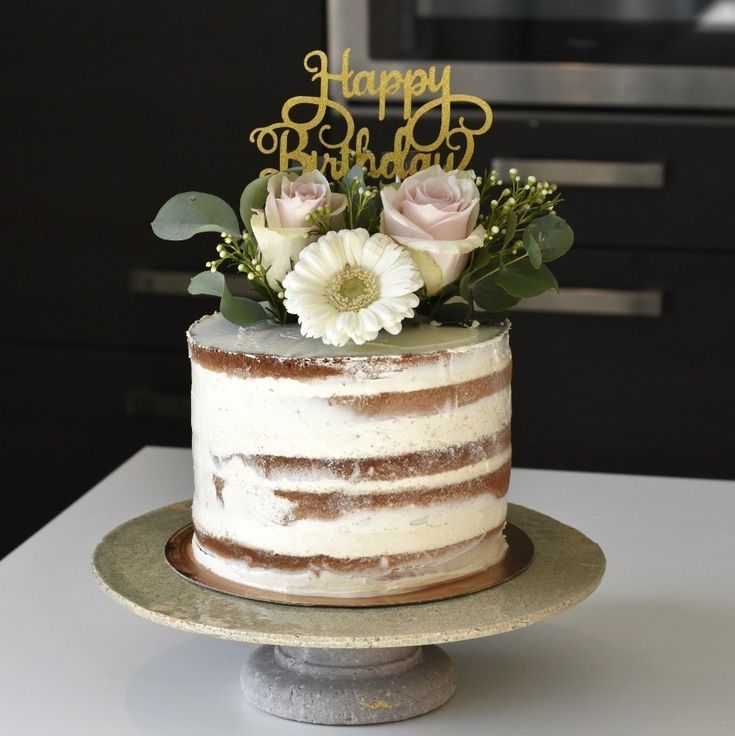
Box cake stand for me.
[93,501,605,726]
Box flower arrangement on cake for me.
[152,48,573,347]
[148,49,576,600]
[152,162,572,347]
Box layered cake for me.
[151,51,573,599]
[188,313,512,597]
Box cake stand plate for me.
[93,501,605,726]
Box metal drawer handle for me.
[490,158,665,189]
[512,288,663,317]
[129,269,253,298]
[130,271,661,317]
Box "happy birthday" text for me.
[249,49,493,180]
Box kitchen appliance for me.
[327,0,735,479]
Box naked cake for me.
[188,314,512,596]
[152,49,573,598]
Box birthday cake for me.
[152,50,573,598]
[188,314,511,596]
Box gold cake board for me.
[165,521,534,607]
[92,501,605,725]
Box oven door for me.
[328,0,735,109]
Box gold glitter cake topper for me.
[249,49,493,180]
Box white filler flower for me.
[282,229,423,347]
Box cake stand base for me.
[93,501,605,726]
[242,644,455,725]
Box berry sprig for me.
[205,230,288,323]
[480,168,562,252]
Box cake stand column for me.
[240,644,456,725]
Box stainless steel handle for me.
[490,158,665,189]
[129,269,254,298]
[130,271,662,317]
[512,288,663,317]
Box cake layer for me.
[192,374,510,458]
[192,490,508,558]
[191,524,508,597]
[208,438,510,493]
[209,427,511,485]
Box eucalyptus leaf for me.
[188,269,267,325]
[240,175,272,238]
[464,252,501,285]
[525,235,542,269]
[524,214,574,262]
[344,164,365,188]
[503,211,517,247]
[220,280,268,326]
[432,301,475,325]
[459,270,473,306]
[495,259,558,298]
[469,246,492,273]
[151,192,240,241]
[188,270,225,297]
[431,282,460,306]
[473,310,511,325]
[472,280,521,312]
[354,198,377,231]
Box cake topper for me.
[153,49,574,345]
[249,49,493,180]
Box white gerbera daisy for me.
[282,228,423,347]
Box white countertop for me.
[1,447,733,735]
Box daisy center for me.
[327,266,379,312]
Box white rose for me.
[380,165,485,295]
[253,171,347,289]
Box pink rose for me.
[381,165,485,295]
[265,170,346,229]
[253,171,347,289]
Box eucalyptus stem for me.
[470,253,529,287]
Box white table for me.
[1,447,733,735]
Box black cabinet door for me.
[1,344,191,559]
[3,1,326,351]
[509,247,735,479]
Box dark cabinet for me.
[2,343,191,556]
[509,248,735,478]
[2,1,326,558]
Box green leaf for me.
[188,270,267,326]
[220,279,268,326]
[473,310,511,325]
[240,175,272,238]
[188,270,225,297]
[524,214,574,262]
[495,259,558,298]
[432,301,475,325]
[458,271,472,304]
[344,164,365,188]
[151,192,240,241]
[525,234,542,269]
[472,280,521,312]
[469,246,492,273]
[503,211,517,247]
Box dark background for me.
[2,1,734,559]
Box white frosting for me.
[192,370,510,458]
[189,313,506,358]
[203,445,512,494]
[188,313,512,596]
[193,492,507,558]
[191,529,508,597]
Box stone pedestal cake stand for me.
[93,502,605,726]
